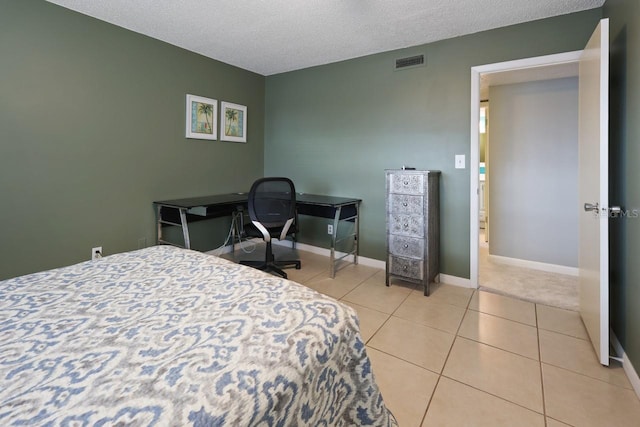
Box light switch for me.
[455,154,466,169]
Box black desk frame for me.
[153,193,361,278]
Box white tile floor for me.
[222,248,640,426]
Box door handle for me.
[584,202,599,212]
[583,203,624,216]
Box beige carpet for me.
[479,243,579,311]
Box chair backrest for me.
[248,177,296,230]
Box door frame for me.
[469,51,583,287]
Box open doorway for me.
[470,52,582,310]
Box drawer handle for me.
[402,202,408,207]
[403,181,409,185]
[403,223,409,228]
[402,265,408,270]
[403,244,409,248]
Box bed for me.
[0,245,397,426]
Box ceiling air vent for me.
[395,54,425,71]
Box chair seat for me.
[243,222,289,239]
[239,177,301,279]
[240,257,301,279]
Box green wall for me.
[0,0,265,279]
[604,0,640,382]
[265,10,602,278]
[2,0,639,385]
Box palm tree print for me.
[198,103,213,133]
[225,108,239,135]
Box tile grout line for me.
[419,289,476,426]
[345,278,416,351]
[468,305,539,328]
[454,335,541,363]
[458,307,541,362]
[358,280,459,426]
[437,375,548,417]
[540,360,637,391]
[363,283,416,345]
[535,303,549,426]
[241,253,638,424]
[308,267,563,423]
[537,326,590,342]
[435,291,548,420]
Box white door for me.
[578,18,609,366]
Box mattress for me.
[0,245,396,426]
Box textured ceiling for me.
[46,0,604,76]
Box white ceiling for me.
[46,0,604,76]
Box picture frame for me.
[186,94,217,140]
[220,101,247,143]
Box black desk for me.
[153,193,361,277]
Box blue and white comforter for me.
[0,245,396,426]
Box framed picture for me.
[220,102,247,143]
[186,94,217,140]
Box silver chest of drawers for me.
[385,170,440,296]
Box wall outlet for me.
[455,154,466,169]
[92,246,102,260]
[327,224,334,235]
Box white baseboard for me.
[439,274,475,289]
[205,237,265,256]
[273,241,474,289]
[215,239,473,290]
[205,244,235,256]
[488,254,579,277]
[610,330,640,400]
[272,240,387,269]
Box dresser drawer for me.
[388,256,424,280]
[389,173,425,195]
[388,194,424,215]
[389,234,424,259]
[385,169,440,295]
[388,214,424,237]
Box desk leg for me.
[354,202,359,265]
[179,208,191,249]
[156,205,192,249]
[156,205,163,245]
[330,206,341,278]
[231,210,244,253]
[231,212,237,254]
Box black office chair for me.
[240,177,301,278]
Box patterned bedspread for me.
[0,246,396,426]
